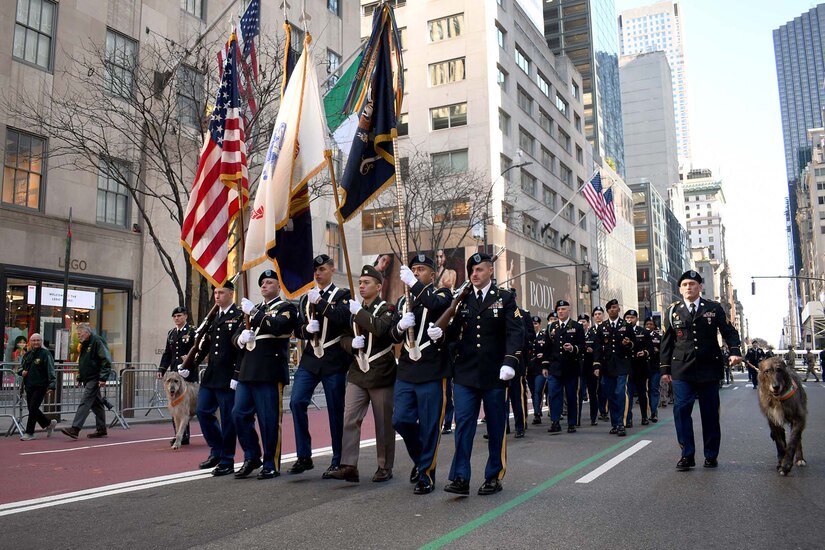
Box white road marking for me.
[575,440,652,484]
[733,386,739,391]
[20,434,205,456]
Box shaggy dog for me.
[757,357,807,475]
[163,371,198,450]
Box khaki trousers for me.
[341,383,395,469]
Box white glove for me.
[427,323,443,341]
[499,366,516,381]
[239,329,255,345]
[241,298,255,315]
[349,300,362,315]
[230,379,238,391]
[306,319,320,334]
[352,335,366,349]
[307,287,322,304]
[397,311,415,331]
[178,368,190,379]
[399,265,416,287]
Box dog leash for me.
[778,379,798,402]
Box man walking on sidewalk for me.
[61,324,112,440]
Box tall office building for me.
[618,1,691,163]
[773,5,825,281]
[544,0,626,178]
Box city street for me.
[2,372,823,549]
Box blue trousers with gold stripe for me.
[601,374,629,428]
[233,381,283,471]
[548,374,579,427]
[672,379,721,459]
[393,378,446,483]
[449,384,507,483]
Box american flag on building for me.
[181,31,249,287]
[217,0,260,126]
[582,171,609,226]
[603,188,617,233]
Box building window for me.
[543,186,557,210]
[398,27,407,50]
[562,202,574,221]
[562,236,575,257]
[2,128,45,210]
[499,109,511,136]
[428,13,464,42]
[523,214,538,240]
[398,113,409,136]
[572,81,580,99]
[578,210,587,229]
[432,149,469,174]
[555,93,568,117]
[177,65,205,127]
[518,127,536,156]
[576,144,583,164]
[362,208,397,231]
[580,244,588,261]
[104,30,137,99]
[559,163,572,186]
[543,226,558,248]
[497,25,506,49]
[574,113,582,131]
[515,46,530,74]
[181,0,205,19]
[431,102,467,130]
[521,171,537,197]
[559,129,571,152]
[327,49,342,88]
[517,87,533,115]
[497,66,507,90]
[97,158,131,227]
[538,109,552,135]
[536,73,551,97]
[290,24,306,54]
[13,0,57,70]
[541,147,555,172]
[502,202,513,226]
[429,58,466,86]
[327,0,340,17]
[433,198,470,223]
[325,222,342,270]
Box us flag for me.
[603,188,617,233]
[181,31,249,287]
[582,171,609,225]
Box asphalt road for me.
[4,372,824,550]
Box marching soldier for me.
[289,255,352,479]
[542,300,585,433]
[509,288,535,438]
[661,270,741,470]
[578,314,600,426]
[329,265,397,483]
[528,316,547,425]
[391,254,452,495]
[427,252,524,496]
[644,317,662,422]
[192,281,243,476]
[591,306,609,421]
[625,310,651,426]
[593,299,636,437]
[232,269,299,480]
[157,306,196,446]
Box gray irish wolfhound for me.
[757,357,807,475]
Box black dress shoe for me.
[257,468,279,480]
[321,465,341,479]
[372,468,392,482]
[444,478,470,495]
[199,456,221,469]
[676,456,696,471]
[212,464,234,477]
[650,415,658,423]
[626,420,633,428]
[609,426,618,434]
[616,426,627,437]
[641,418,650,425]
[567,425,577,433]
[234,458,263,478]
[441,427,452,434]
[703,458,718,468]
[414,479,434,495]
[288,457,314,474]
[514,430,525,438]
[548,421,561,433]
[591,420,598,426]
[409,466,419,484]
[532,416,542,425]
[478,478,503,496]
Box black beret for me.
[360,264,383,283]
[578,314,590,321]
[466,252,493,275]
[592,306,604,313]
[171,306,188,316]
[555,299,570,310]
[605,299,619,309]
[409,253,435,270]
[314,254,333,267]
[531,315,541,323]
[624,309,638,317]
[258,269,278,286]
[678,270,703,285]
[214,280,234,291]
[547,311,558,320]
[644,316,655,324]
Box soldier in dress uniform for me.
[625,310,651,426]
[427,252,524,496]
[508,287,535,439]
[591,306,609,421]
[593,299,636,437]
[391,254,452,495]
[661,270,742,470]
[578,313,600,426]
[192,281,243,476]
[328,265,397,483]
[289,254,353,479]
[232,269,299,480]
[157,306,195,446]
[644,317,662,422]
[542,300,585,433]
[528,315,547,425]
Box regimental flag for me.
[242,35,329,298]
[335,4,404,223]
[582,171,609,227]
[603,188,617,233]
[182,31,249,288]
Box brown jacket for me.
[343,297,397,389]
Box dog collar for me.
[170,383,188,407]
[778,379,798,402]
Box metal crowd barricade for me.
[117,363,167,426]
[1,365,25,436]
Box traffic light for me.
[752,280,756,295]
[591,270,600,291]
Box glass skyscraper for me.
[544,0,625,178]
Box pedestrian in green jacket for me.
[61,324,112,440]
[18,333,56,440]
